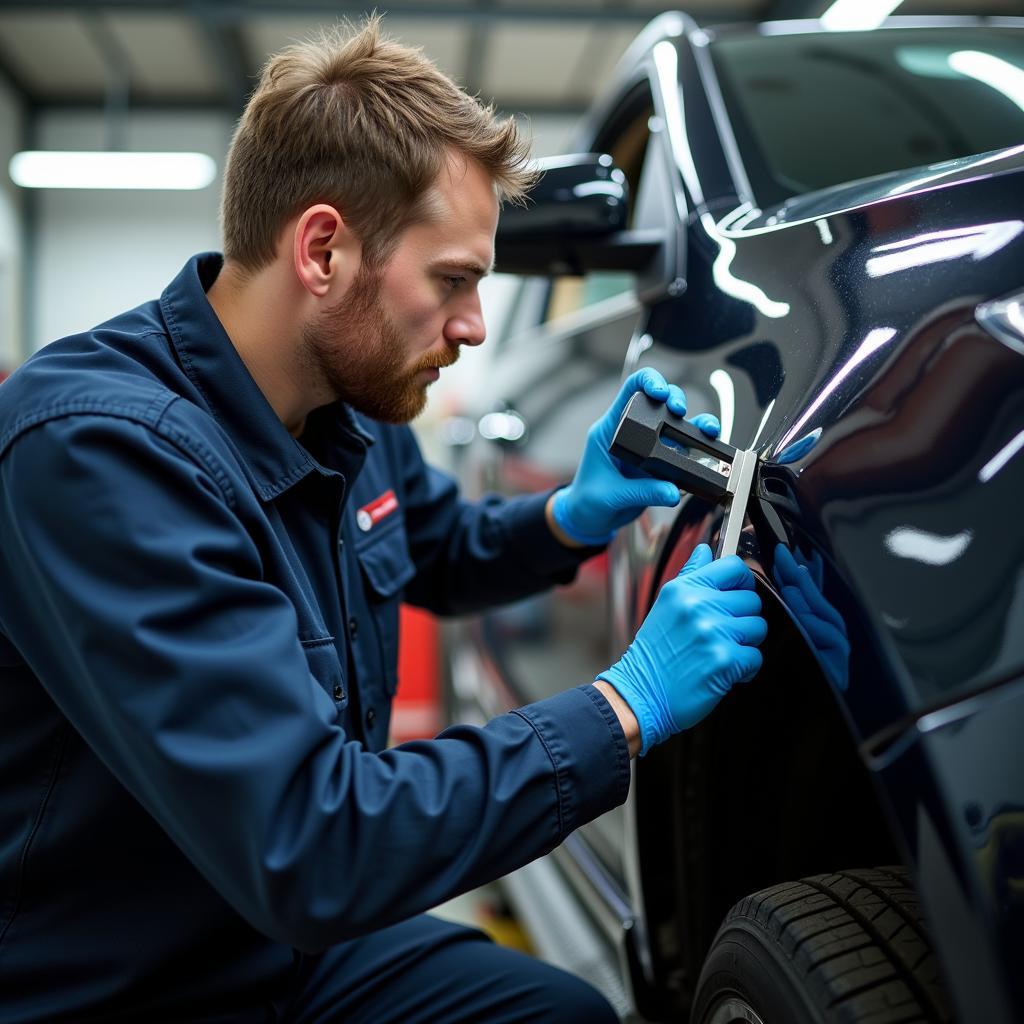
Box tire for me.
[691,867,952,1024]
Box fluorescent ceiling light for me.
[9,151,217,190]
[820,0,903,32]
[948,50,1024,113]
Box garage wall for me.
[0,77,23,370]
[30,109,231,351]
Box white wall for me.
[32,110,232,350]
[0,77,24,370]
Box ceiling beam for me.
[0,0,758,115]
[189,1,252,116]
[0,45,32,106]
[564,0,629,108]
[80,13,132,148]
[21,95,235,113]
[25,95,591,118]
[497,100,590,118]
[462,0,492,99]
[761,0,829,19]
[0,1,751,26]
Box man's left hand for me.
[549,369,721,546]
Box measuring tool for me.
[609,392,759,558]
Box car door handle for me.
[478,409,528,445]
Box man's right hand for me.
[596,544,766,755]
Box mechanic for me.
[0,20,767,1024]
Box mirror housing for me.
[495,153,667,277]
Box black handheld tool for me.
[609,392,758,558]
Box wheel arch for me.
[628,500,904,1014]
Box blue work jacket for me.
[0,254,631,1022]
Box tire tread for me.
[703,866,953,1024]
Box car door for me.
[613,26,1024,1022]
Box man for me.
[0,20,766,1024]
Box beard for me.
[300,266,458,424]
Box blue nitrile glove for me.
[773,543,850,691]
[597,544,766,755]
[551,369,721,546]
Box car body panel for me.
[451,14,1024,1022]
[628,165,1024,741]
[870,672,1024,1022]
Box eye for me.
[443,275,466,291]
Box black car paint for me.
[625,146,1024,1023]
[457,14,1024,1023]
[650,164,1024,728]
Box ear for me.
[292,204,362,299]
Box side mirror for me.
[495,153,665,276]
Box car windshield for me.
[711,26,1024,208]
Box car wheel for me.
[692,867,952,1023]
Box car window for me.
[711,27,1024,208]
[492,276,547,351]
[544,272,636,322]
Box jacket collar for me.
[160,253,374,501]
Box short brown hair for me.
[221,17,535,270]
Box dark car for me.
[444,12,1024,1024]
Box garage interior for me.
[0,3,1021,1024]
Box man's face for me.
[302,154,499,423]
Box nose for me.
[444,292,487,348]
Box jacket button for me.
[333,684,344,701]
[365,706,376,728]
[348,617,359,640]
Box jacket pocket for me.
[300,636,347,707]
[355,522,416,695]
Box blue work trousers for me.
[275,915,619,1023]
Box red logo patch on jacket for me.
[356,489,399,532]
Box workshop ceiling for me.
[1,0,1023,117]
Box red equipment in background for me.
[390,604,442,744]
